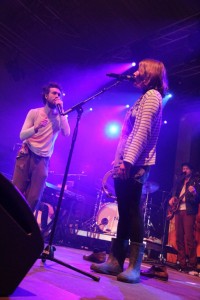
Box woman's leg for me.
[114,178,143,242]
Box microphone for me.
[106,73,136,81]
[56,104,63,115]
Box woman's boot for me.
[90,238,129,275]
[117,242,144,283]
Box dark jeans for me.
[12,147,49,212]
[175,210,197,268]
[114,166,150,243]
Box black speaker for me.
[0,173,44,296]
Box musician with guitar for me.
[168,163,200,273]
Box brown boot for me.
[83,250,106,263]
[90,238,129,275]
[117,242,144,283]
[140,265,168,281]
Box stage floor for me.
[2,245,200,300]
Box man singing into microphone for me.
[12,82,70,212]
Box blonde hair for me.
[137,59,168,97]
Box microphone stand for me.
[41,80,121,281]
[158,191,170,264]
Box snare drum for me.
[96,202,119,235]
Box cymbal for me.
[45,182,61,191]
[49,171,87,177]
[45,181,74,191]
[68,173,87,177]
[142,181,159,194]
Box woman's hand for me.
[118,161,132,180]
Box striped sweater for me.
[114,89,162,167]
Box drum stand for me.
[143,192,155,238]
[40,80,121,282]
[82,188,104,232]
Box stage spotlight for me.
[131,62,136,67]
[125,104,130,108]
[105,122,121,139]
[163,120,168,124]
[163,92,173,107]
[89,107,93,111]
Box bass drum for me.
[35,202,54,230]
[96,202,119,235]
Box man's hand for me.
[169,196,176,206]
[34,117,48,133]
[188,185,196,195]
[54,98,64,114]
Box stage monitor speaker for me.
[0,173,44,296]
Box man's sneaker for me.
[175,263,188,273]
[188,270,199,276]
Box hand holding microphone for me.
[54,98,64,115]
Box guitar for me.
[166,192,186,221]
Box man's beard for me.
[47,101,56,109]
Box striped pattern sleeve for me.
[123,90,162,165]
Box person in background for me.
[12,82,70,213]
[168,162,200,274]
[91,58,168,283]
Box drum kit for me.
[82,191,119,235]
[38,169,160,240]
[83,170,160,237]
